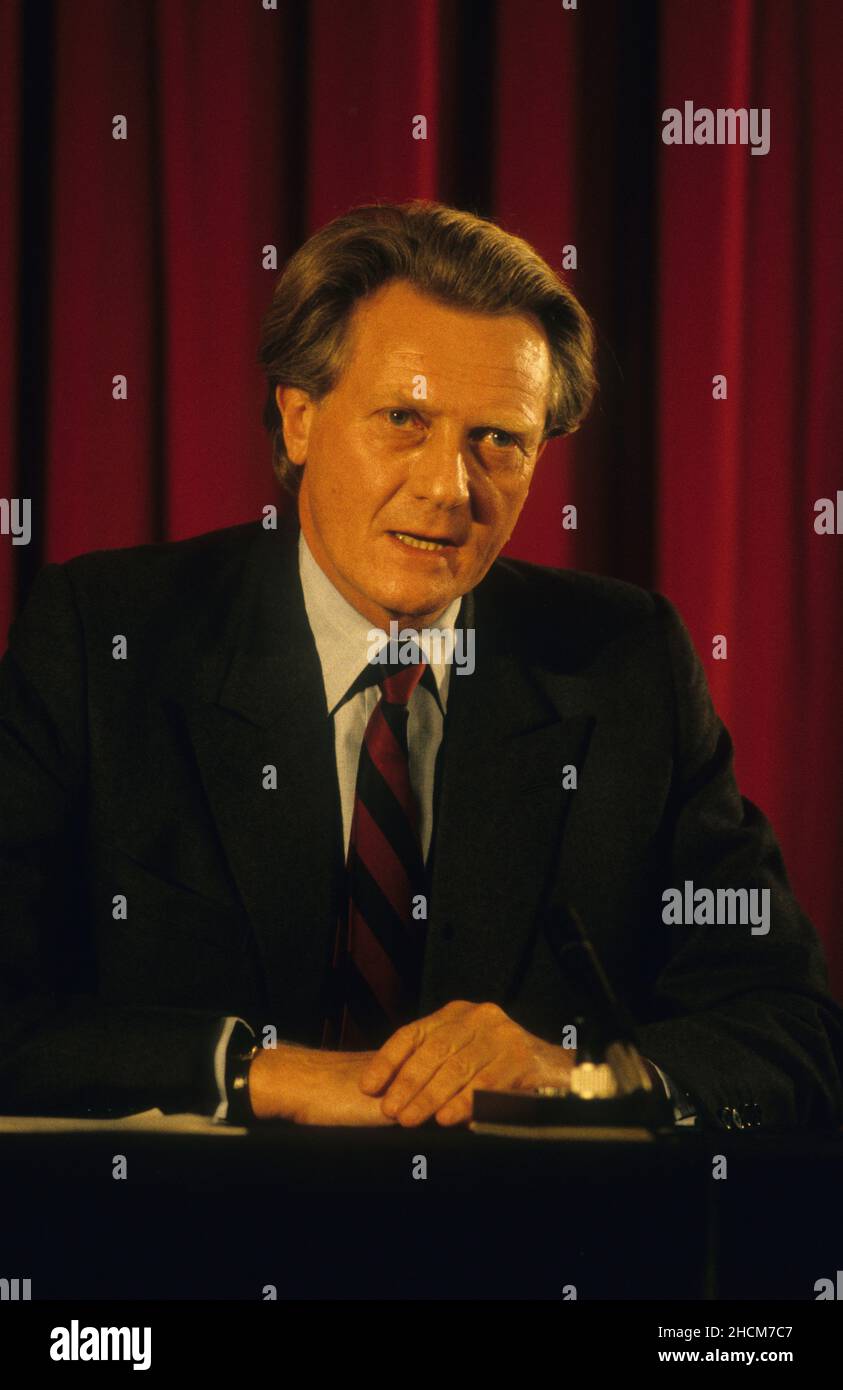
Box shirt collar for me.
[298,527,463,716]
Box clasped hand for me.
[248,1000,576,1126]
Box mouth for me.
[388,530,458,553]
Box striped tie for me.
[323,657,429,1050]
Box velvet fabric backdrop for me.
[2,0,841,987]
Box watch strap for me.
[225,1021,259,1125]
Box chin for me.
[385,579,455,610]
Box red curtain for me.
[2,0,841,988]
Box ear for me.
[275,385,316,466]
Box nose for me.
[406,426,471,509]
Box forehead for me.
[338,281,552,416]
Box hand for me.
[248,1044,397,1125]
[358,1000,577,1127]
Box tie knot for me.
[380,659,427,706]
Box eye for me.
[386,408,417,427]
[486,429,517,449]
[470,426,523,453]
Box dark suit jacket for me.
[1,508,841,1129]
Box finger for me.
[434,1092,474,1126]
[390,1044,495,1125]
[435,1068,501,1126]
[358,1020,428,1094]
[378,1023,478,1116]
[359,1003,467,1093]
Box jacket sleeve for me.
[0,563,227,1117]
[634,592,843,1131]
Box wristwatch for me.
[224,1020,260,1125]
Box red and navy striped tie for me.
[323,658,429,1050]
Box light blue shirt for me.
[297,526,462,862]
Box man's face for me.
[276,279,552,628]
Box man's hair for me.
[258,200,597,497]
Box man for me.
[1,201,841,1132]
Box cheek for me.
[486,479,530,533]
[319,426,389,498]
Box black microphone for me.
[543,901,641,1054]
[471,902,674,1133]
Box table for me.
[1,1119,841,1300]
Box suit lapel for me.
[175,511,344,1041]
[422,579,595,1012]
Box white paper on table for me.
[0,1109,247,1135]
